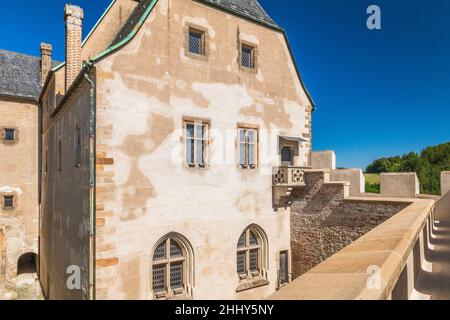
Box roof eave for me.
[0,93,39,104]
[282,31,316,110]
[192,0,283,32]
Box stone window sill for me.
[236,277,269,293]
[185,51,209,62]
[277,283,289,291]
[155,290,191,300]
[0,140,18,145]
[187,163,209,170]
[239,65,257,74]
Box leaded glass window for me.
[152,237,187,296]
[188,29,204,55]
[241,45,255,69]
[236,227,263,278]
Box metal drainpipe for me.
[83,61,96,300]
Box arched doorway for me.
[17,252,37,275]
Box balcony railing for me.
[273,166,308,187]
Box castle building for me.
[0,46,59,282]
[0,0,314,300]
[39,0,314,300]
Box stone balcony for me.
[273,166,308,187]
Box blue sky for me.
[1,0,449,169]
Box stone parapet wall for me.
[289,170,410,278]
[310,151,336,170]
[380,172,420,198]
[442,172,450,196]
[270,199,435,300]
[329,168,365,196]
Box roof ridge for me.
[0,49,41,60]
[254,0,280,27]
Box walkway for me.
[416,218,450,300]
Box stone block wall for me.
[442,172,450,196]
[289,171,410,278]
[380,173,420,198]
[330,168,365,196]
[311,151,336,170]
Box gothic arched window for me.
[152,234,194,299]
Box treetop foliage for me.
[365,142,450,195]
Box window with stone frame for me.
[152,236,193,299]
[239,128,257,168]
[1,127,19,144]
[185,121,208,167]
[188,28,205,56]
[241,44,256,69]
[237,227,264,279]
[4,128,15,141]
[3,195,14,209]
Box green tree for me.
[365,142,450,195]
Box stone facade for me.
[311,151,336,170]
[442,171,450,196]
[0,98,39,281]
[289,170,409,278]
[380,172,420,198]
[329,168,365,196]
[39,0,314,300]
[39,78,92,300]
[92,0,312,300]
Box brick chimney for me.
[40,43,52,85]
[64,4,84,91]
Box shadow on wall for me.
[17,252,37,275]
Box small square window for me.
[3,195,14,208]
[4,128,15,141]
[241,45,255,69]
[188,29,205,55]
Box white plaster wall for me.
[94,0,311,300]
